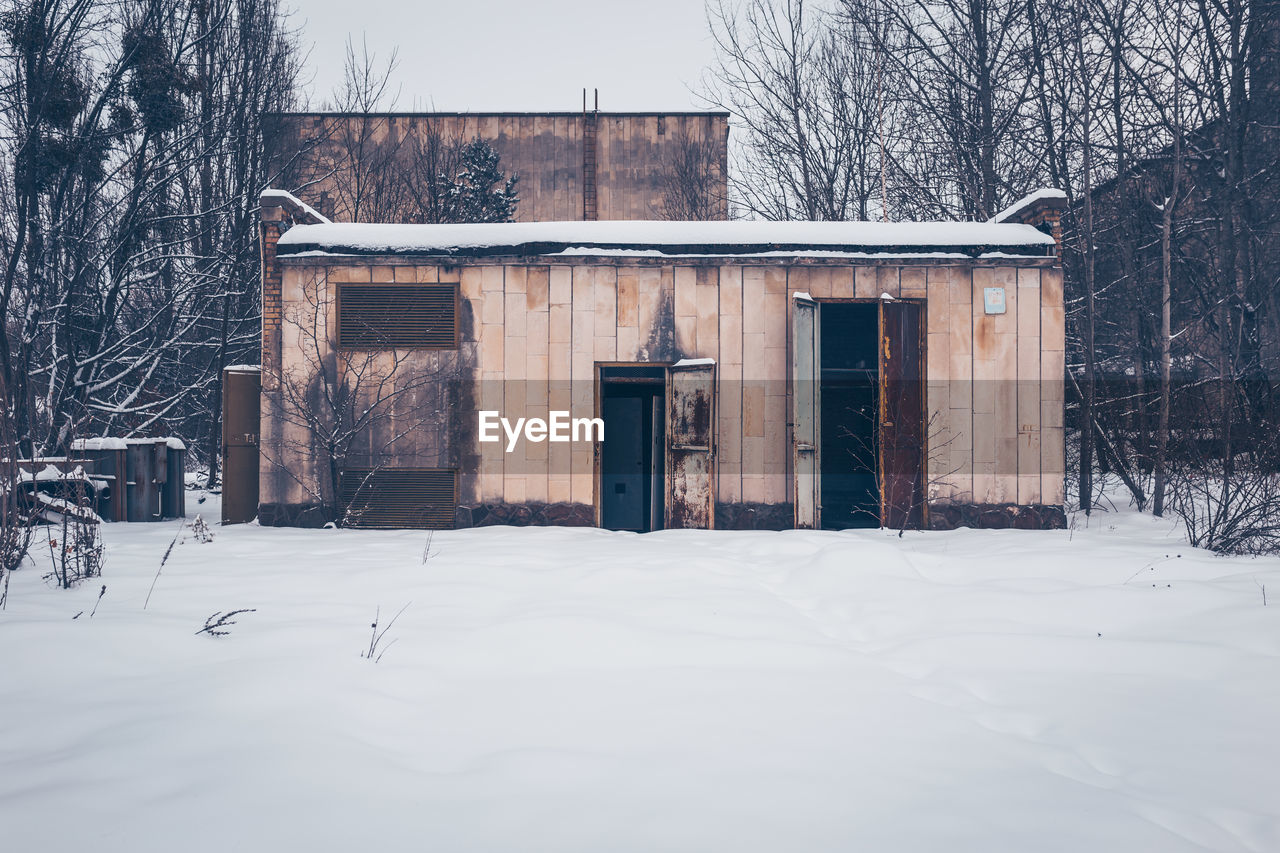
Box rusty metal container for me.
[221,366,261,524]
[66,438,184,521]
[69,439,129,521]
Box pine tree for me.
[442,139,519,223]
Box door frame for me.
[594,362,672,530]
[792,296,929,530]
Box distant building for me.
[266,110,730,223]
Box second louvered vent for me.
[339,468,457,529]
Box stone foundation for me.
[927,502,1067,530]
[715,502,795,530]
[257,502,330,528]
[455,501,596,528]
[258,498,1066,532]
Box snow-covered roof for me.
[71,437,128,451]
[275,220,1057,260]
[18,463,89,482]
[71,436,186,451]
[990,188,1068,224]
[261,188,330,225]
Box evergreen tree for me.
[442,139,519,223]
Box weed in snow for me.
[188,515,214,544]
[196,609,256,637]
[1123,553,1181,584]
[421,530,435,565]
[362,602,410,663]
[145,520,185,609]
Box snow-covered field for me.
[2,499,1278,852]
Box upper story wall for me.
[266,112,730,223]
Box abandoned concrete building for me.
[247,104,1064,531]
[254,189,1067,531]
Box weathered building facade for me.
[257,191,1067,531]
[267,110,731,223]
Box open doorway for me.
[794,296,926,530]
[600,365,666,531]
[820,303,881,528]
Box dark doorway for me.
[820,303,880,529]
[600,366,666,532]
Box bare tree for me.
[282,39,519,226]
[656,127,725,220]
[704,0,892,220]
[837,406,963,531]
[1152,0,1189,517]
[311,37,412,223]
[185,0,304,486]
[0,0,300,472]
[261,273,459,525]
[844,0,1042,220]
[0,372,34,609]
[1167,423,1280,555]
[403,118,468,223]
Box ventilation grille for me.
[338,284,457,349]
[339,468,456,529]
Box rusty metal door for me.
[666,359,716,529]
[879,301,925,530]
[221,366,261,524]
[792,293,820,528]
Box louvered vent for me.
[339,468,457,529]
[338,284,457,349]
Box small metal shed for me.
[69,437,186,522]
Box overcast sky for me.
[293,0,718,112]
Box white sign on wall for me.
[983,287,1007,315]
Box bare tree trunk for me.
[1074,16,1097,513]
[1153,14,1185,517]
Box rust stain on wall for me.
[974,315,998,360]
[640,287,679,362]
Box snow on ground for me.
[2,499,1278,852]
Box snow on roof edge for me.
[71,436,189,450]
[276,220,1056,259]
[990,188,1068,224]
[261,188,330,224]
[71,437,128,451]
[283,248,1055,262]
